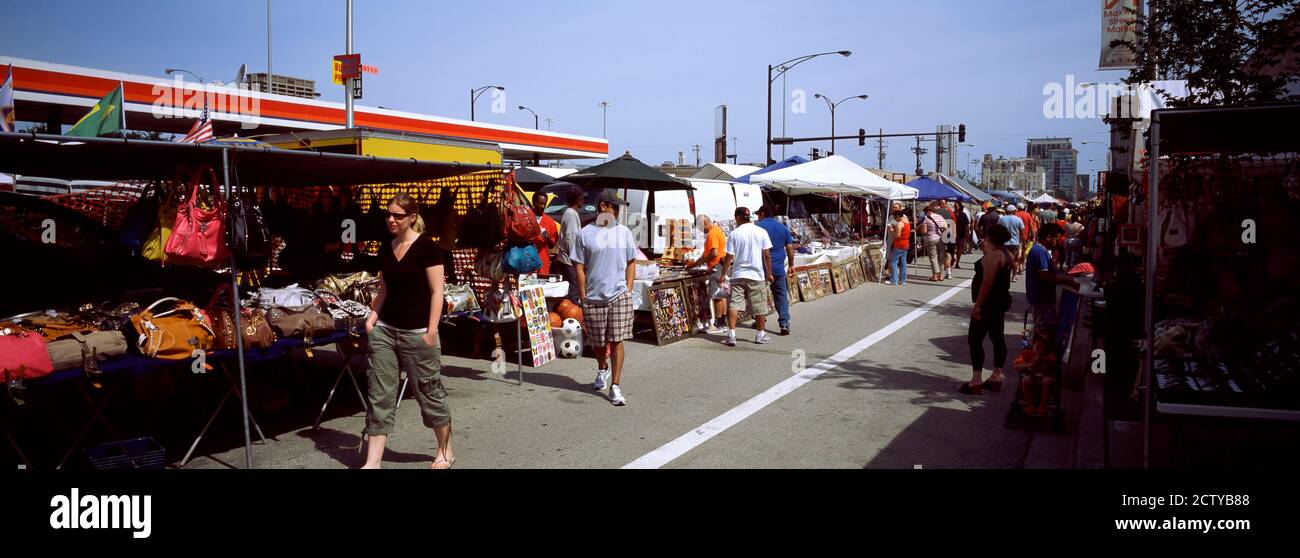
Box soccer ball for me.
[560,318,583,339]
[559,338,582,359]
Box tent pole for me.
[223,147,254,470]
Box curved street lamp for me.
[767,50,851,164]
[470,85,505,121]
[813,93,868,155]
[166,68,207,117]
[518,105,539,129]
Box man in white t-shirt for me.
[721,206,774,346]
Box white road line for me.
[623,280,974,469]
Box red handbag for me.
[165,165,230,266]
[0,325,55,382]
[504,189,540,244]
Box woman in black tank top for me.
[961,223,1014,395]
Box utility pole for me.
[545,117,555,130]
[598,101,611,138]
[692,144,702,167]
[344,0,353,128]
[266,0,272,92]
[911,136,927,176]
[876,128,886,170]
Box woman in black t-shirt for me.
[361,193,453,469]
[962,223,1014,395]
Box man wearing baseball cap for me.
[721,206,774,346]
[997,204,1026,279]
[572,190,637,406]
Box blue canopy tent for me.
[988,190,1032,203]
[936,173,993,202]
[905,176,972,201]
[736,155,808,185]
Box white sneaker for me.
[592,369,610,390]
[706,325,727,335]
[724,331,737,347]
[610,384,626,406]
[945,269,952,279]
[755,331,771,344]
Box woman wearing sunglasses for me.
[361,193,453,469]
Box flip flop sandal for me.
[432,456,456,470]
[981,379,1004,392]
[958,382,983,395]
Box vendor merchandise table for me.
[3,329,354,468]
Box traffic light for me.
[858,128,866,146]
[958,124,966,143]
[811,148,821,160]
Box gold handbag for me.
[130,298,215,360]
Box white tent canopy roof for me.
[747,155,918,199]
[690,162,763,181]
[526,166,578,179]
[1031,192,1063,204]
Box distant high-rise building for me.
[244,73,320,99]
[1027,137,1077,194]
[981,154,1046,193]
[1076,173,1091,201]
[936,124,957,176]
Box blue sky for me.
[3,0,1120,177]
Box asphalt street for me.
[185,259,1036,469]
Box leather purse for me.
[254,284,317,309]
[0,324,55,383]
[266,305,335,342]
[165,165,231,266]
[316,272,381,306]
[47,331,128,372]
[228,190,272,270]
[130,298,216,360]
[208,284,276,351]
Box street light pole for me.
[599,100,611,139]
[345,0,353,128]
[518,105,539,129]
[470,85,505,121]
[766,50,851,165]
[813,93,868,156]
[165,68,207,116]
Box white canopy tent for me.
[1031,192,1064,204]
[748,155,918,199]
[526,166,578,179]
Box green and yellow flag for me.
[67,84,124,137]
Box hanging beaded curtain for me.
[272,169,517,297]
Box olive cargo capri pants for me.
[364,324,450,436]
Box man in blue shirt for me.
[997,205,1026,279]
[1024,223,1071,332]
[755,205,796,335]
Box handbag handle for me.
[187,164,225,211]
[144,297,183,318]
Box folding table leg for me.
[313,354,369,430]
[56,380,124,470]
[179,365,269,467]
[5,430,30,469]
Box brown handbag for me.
[266,305,335,342]
[5,311,98,342]
[207,284,278,351]
[130,298,216,360]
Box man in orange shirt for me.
[531,194,559,276]
[689,214,729,333]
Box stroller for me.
[1005,307,1067,433]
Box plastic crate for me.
[82,437,167,470]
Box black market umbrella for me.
[513,166,557,191]
[538,180,580,196]
[563,151,691,191]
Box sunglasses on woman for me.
[386,211,413,220]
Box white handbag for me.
[254,284,317,309]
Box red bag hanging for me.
[0,326,55,382]
[165,165,231,266]
[503,187,540,244]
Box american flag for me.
[177,106,212,143]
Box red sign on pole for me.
[334,54,361,80]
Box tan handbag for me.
[130,298,216,360]
[47,331,128,389]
